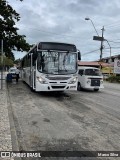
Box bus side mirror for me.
[78,51,81,61]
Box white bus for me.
[21,42,81,92]
[78,66,104,91]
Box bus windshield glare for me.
[37,51,77,74]
[85,69,102,76]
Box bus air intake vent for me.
[47,77,70,80]
[51,86,65,89]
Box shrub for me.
[107,75,120,83]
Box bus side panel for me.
[21,67,31,86]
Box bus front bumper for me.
[35,82,77,91]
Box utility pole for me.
[85,18,105,68]
[85,18,111,70]
[100,26,105,69]
[100,26,105,59]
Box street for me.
[7,80,120,160]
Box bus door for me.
[30,53,36,90]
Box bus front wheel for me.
[77,82,82,91]
[30,87,35,92]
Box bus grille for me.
[91,79,100,86]
[47,77,70,80]
[51,86,65,89]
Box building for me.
[78,61,112,74]
[78,61,111,68]
[101,54,120,66]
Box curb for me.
[0,81,14,160]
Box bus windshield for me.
[85,69,102,76]
[37,51,77,74]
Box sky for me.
[8,0,120,61]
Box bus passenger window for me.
[37,54,42,71]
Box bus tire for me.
[22,80,26,84]
[30,87,35,92]
[77,82,82,91]
[94,88,99,92]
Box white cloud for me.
[8,0,120,60]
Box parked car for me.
[8,67,16,74]
[8,67,20,79]
[103,74,109,80]
[8,67,17,79]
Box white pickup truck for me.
[77,66,104,91]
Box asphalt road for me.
[7,80,120,160]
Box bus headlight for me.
[87,80,91,84]
[37,77,48,84]
[69,77,77,84]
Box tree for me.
[0,55,14,66]
[14,58,21,66]
[0,0,30,60]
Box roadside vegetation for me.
[106,75,120,83]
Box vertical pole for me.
[1,40,3,89]
[106,40,112,75]
[109,46,112,76]
[30,53,33,87]
[109,46,112,75]
[100,26,105,70]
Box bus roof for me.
[29,42,77,53]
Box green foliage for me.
[0,0,30,59]
[106,75,120,83]
[0,56,14,66]
[14,58,21,65]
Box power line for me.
[108,38,120,41]
[105,24,120,30]
[110,47,120,49]
[106,24,120,29]
[82,46,120,56]
[82,49,100,56]
[17,25,83,39]
[104,47,120,50]
[104,20,120,27]
[107,40,120,43]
